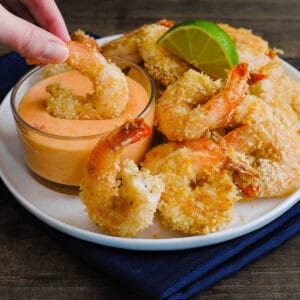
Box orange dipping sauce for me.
[16,69,155,186]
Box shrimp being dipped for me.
[80,119,164,237]
[43,30,100,78]
[71,29,101,51]
[52,41,128,119]
[30,41,129,120]
[222,98,300,197]
[156,63,249,141]
[141,138,255,235]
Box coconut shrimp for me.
[43,62,73,78]
[249,59,300,131]
[46,40,129,120]
[80,119,164,237]
[101,20,175,67]
[222,97,300,197]
[141,138,245,235]
[101,27,144,65]
[218,23,272,71]
[71,29,101,51]
[43,30,100,78]
[156,63,249,141]
[137,22,189,86]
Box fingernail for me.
[41,41,69,63]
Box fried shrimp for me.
[101,20,175,66]
[43,62,73,78]
[71,29,101,51]
[46,40,129,120]
[249,60,300,131]
[101,27,144,65]
[142,138,241,235]
[137,23,189,86]
[43,30,100,78]
[80,119,164,237]
[218,23,271,71]
[222,97,300,197]
[156,63,249,141]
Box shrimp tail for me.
[248,72,266,85]
[26,57,47,66]
[87,119,151,175]
[225,62,249,107]
[66,41,104,77]
[80,118,162,238]
[108,119,152,149]
[157,19,175,28]
[227,160,260,198]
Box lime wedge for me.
[157,20,239,78]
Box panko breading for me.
[223,96,300,197]
[71,29,101,51]
[156,63,248,141]
[80,120,164,237]
[218,23,270,70]
[43,30,100,78]
[137,23,189,86]
[47,41,129,120]
[142,141,240,234]
[101,27,144,64]
[43,62,73,78]
[250,59,300,131]
[101,20,175,65]
[46,83,98,120]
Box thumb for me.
[0,5,69,63]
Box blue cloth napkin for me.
[1,52,299,300]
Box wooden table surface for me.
[0,0,299,299]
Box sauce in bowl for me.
[12,61,155,186]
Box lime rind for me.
[157,20,239,78]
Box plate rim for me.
[0,36,300,251]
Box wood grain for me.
[0,0,299,299]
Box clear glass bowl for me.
[11,57,155,186]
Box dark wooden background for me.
[0,0,299,299]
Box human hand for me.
[0,0,70,63]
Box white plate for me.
[0,37,300,251]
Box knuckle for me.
[19,28,35,53]
[18,28,47,58]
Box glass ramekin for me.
[11,56,155,187]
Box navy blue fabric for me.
[1,51,299,300]
[46,203,300,299]
[0,52,33,100]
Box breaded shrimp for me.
[46,83,98,119]
[80,119,164,237]
[156,63,249,141]
[46,40,129,119]
[250,59,300,131]
[43,30,100,78]
[218,23,271,71]
[142,138,241,235]
[43,62,73,78]
[137,23,189,86]
[222,98,300,197]
[101,27,144,65]
[101,20,175,65]
[71,29,101,51]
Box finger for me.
[1,0,36,24]
[0,5,69,63]
[20,0,70,41]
